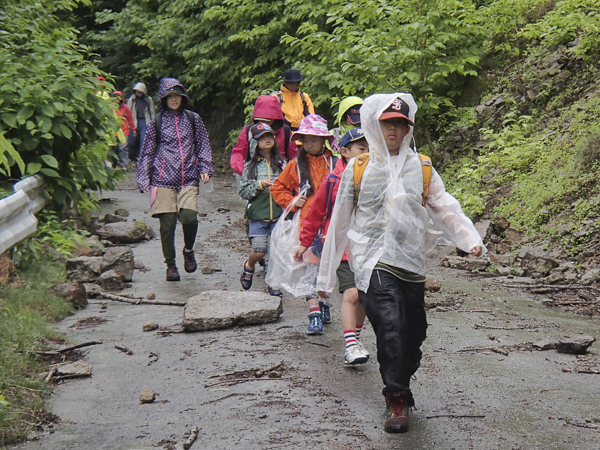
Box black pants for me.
[158,209,198,267]
[359,270,427,401]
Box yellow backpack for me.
[353,153,433,205]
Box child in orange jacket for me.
[270,114,336,335]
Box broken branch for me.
[562,368,600,374]
[115,344,133,355]
[33,340,103,356]
[457,346,510,356]
[306,341,330,348]
[100,293,186,307]
[426,414,486,419]
[183,426,200,449]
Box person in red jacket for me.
[111,91,136,168]
[293,129,370,364]
[230,95,298,176]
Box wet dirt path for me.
[14,173,600,450]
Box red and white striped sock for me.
[308,302,321,316]
[344,329,357,349]
[355,324,364,340]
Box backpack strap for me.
[353,153,370,205]
[352,152,433,207]
[300,91,310,116]
[283,125,291,161]
[323,174,337,221]
[418,153,432,204]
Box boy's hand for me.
[295,195,307,209]
[471,246,483,257]
[200,173,210,184]
[318,290,329,299]
[293,245,308,262]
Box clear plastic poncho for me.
[316,93,485,294]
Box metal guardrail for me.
[0,175,49,255]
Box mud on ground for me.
[14,172,600,450]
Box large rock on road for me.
[94,222,154,243]
[182,291,283,331]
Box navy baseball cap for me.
[345,106,361,125]
[379,97,414,126]
[340,128,366,149]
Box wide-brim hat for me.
[291,114,334,144]
[283,69,304,83]
[379,97,415,126]
[160,85,189,101]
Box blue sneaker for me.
[319,301,331,324]
[306,312,323,335]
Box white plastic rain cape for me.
[265,186,319,297]
[317,93,485,294]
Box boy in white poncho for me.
[316,93,484,433]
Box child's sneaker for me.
[355,340,370,358]
[344,345,369,365]
[319,301,331,324]
[268,286,283,297]
[306,312,323,335]
[240,260,254,290]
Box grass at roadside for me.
[0,255,74,446]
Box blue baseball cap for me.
[340,128,366,149]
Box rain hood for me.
[317,93,485,294]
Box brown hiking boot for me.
[384,392,410,433]
[166,266,180,282]
[183,248,197,273]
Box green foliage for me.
[0,0,123,208]
[0,255,73,445]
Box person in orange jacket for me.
[111,91,136,168]
[270,114,337,335]
[271,69,315,130]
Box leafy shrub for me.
[0,0,123,208]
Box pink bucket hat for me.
[291,114,334,145]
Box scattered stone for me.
[520,251,560,276]
[101,213,127,224]
[580,269,600,286]
[532,338,555,351]
[0,256,17,286]
[503,227,524,246]
[142,322,159,332]
[146,292,156,300]
[71,244,95,257]
[53,360,93,378]
[97,270,123,291]
[47,282,88,306]
[563,269,579,284]
[216,207,230,213]
[491,216,510,233]
[474,220,492,242]
[537,272,564,285]
[425,277,441,292]
[198,212,208,218]
[101,247,134,282]
[139,388,155,404]
[182,291,283,332]
[555,335,596,355]
[489,253,514,267]
[134,261,146,270]
[66,256,103,282]
[268,371,282,378]
[497,266,512,276]
[83,283,104,298]
[494,241,513,255]
[201,266,222,275]
[114,208,130,217]
[84,235,101,246]
[94,222,154,244]
[444,256,489,271]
